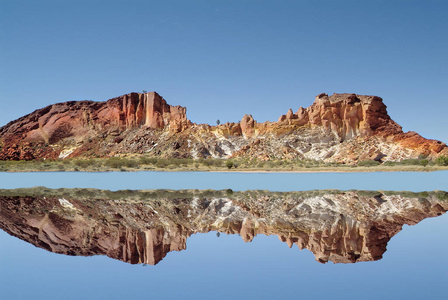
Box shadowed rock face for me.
[0,92,446,162]
[1,189,446,265]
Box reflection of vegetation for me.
[435,191,448,201]
[0,187,446,203]
[356,190,382,197]
[1,155,448,172]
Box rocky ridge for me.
[1,189,447,265]
[0,92,446,163]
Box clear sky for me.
[1,0,447,142]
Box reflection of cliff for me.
[0,189,447,265]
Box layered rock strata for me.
[1,189,447,265]
[0,92,446,163]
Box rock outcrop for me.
[106,92,190,132]
[1,188,447,265]
[240,114,255,138]
[0,92,446,162]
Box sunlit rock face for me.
[0,92,191,160]
[1,189,447,265]
[0,92,446,162]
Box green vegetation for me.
[226,160,234,169]
[434,190,448,201]
[0,155,448,172]
[0,187,446,203]
[357,160,381,167]
[435,155,448,166]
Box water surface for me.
[0,172,447,300]
[1,213,447,300]
[1,170,448,191]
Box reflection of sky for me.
[0,213,446,300]
[0,171,448,191]
[1,172,447,299]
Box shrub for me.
[400,159,420,165]
[419,159,429,167]
[74,159,93,168]
[104,157,126,169]
[156,160,168,168]
[213,159,224,167]
[139,156,157,165]
[202,159,213,167]
[435,156,448,166]
[124,159,138,168]
[358,160,381,167]
[226,160,234,169]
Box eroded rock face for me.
[1,189,447,265]
[240,114,255,138]
[0,92,446,162]
[0,92,191,160]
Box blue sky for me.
[1,0,447,142]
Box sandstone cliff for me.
[1,188,447,265]
[0,92,446,163]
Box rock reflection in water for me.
[0,188,447,265]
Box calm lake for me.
[1,171,447,300]
[1,170,448,191]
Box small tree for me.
[142,90,148,93]
[226,160,234,169]
[216,119,221,125]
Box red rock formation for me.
[0,92,446,161]
[274,93,401,139]
[240,114,255,138]
[105,92,190,132]
[0,92,191,160]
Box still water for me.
[0,171,447,300]
[0,170,448,191]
